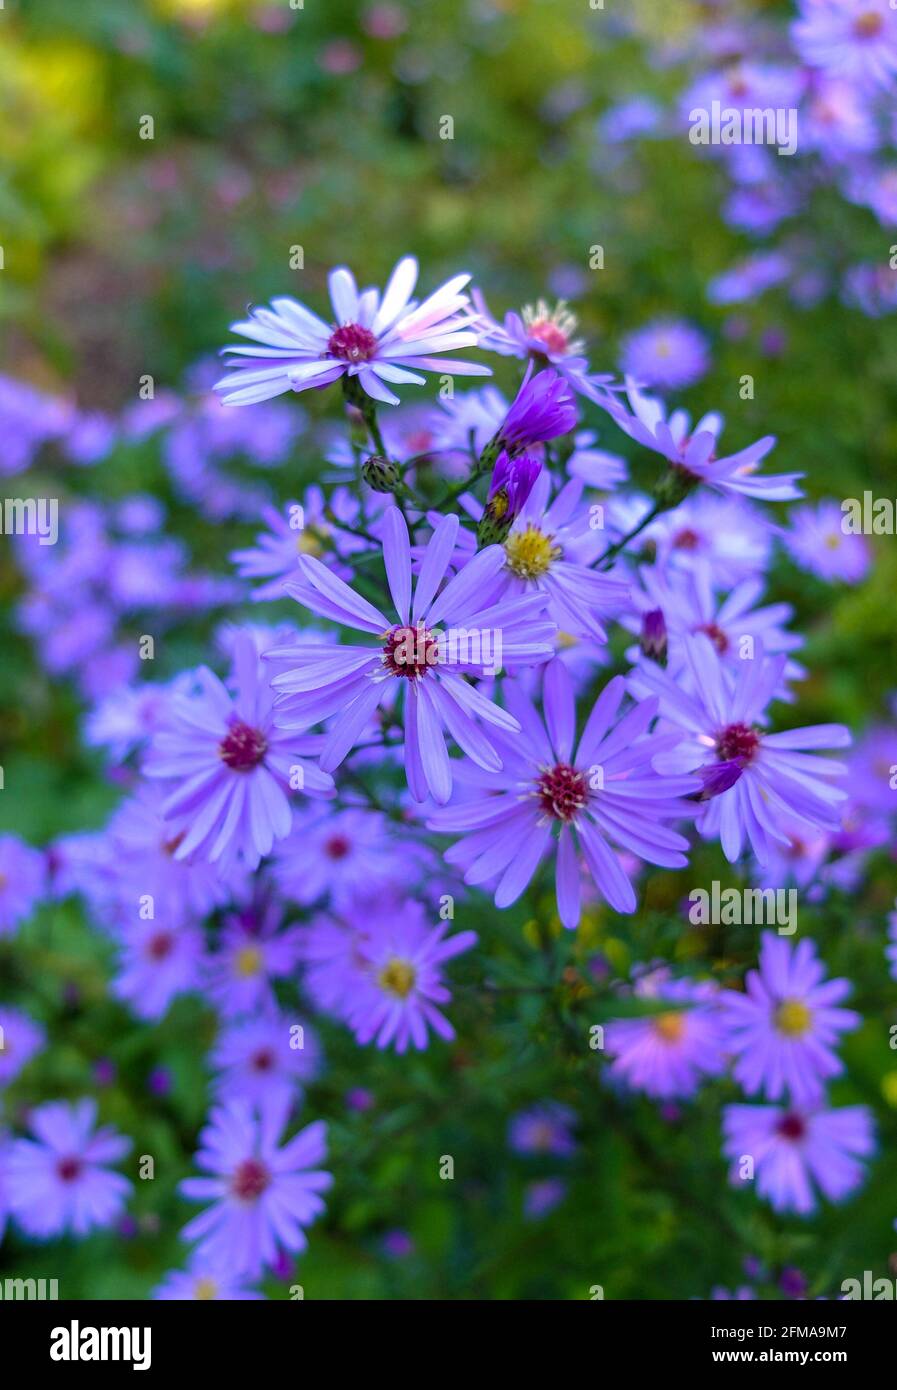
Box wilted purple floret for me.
[721,933,860,1107]
[722,1102,875,1215]
[269,506,556,805]
[144,630,334,869]
[179,1096,332,1279]
[6,1099,132,1239]
[634,634,850,865]
[429,658,699,928]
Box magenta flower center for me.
[327,323,378,363]
[325,834,351,860]
[382,624,439,679]
[776,1112,807,1142]
[148,931,175,960]
[716,722,760,764]
[537,763,589,822]
[697,621,729,655]
[56,1156,83,1183]
[529,320,568,355]
[672,527,700,551]
[231,1157,271,1202]
[219,719,268,772]
[251,1048,275,1072]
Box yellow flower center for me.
[378,957,416,999]
[194,1277,218,1300]
[504,525,560,580]
[775,998,813,1037]
[653,1012,686,1043]
[824,532,841,550]
[297,524,330,556]
[234,946,263,979]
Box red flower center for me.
[716,722,760,764]
[672,527,700,551]
[231,1157,271,1202]
[327,323,378,363]
[251,1048,275,1072]
[537,763,589,822]
[148,931,175,960]
[325,835,351,860]
[854,10,884,39]
[777,1112,806,1142]
[56,1156,83,1183]
[382,624,439,679]
[219,720,268,772]
[697,621,729,655]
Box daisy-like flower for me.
[721,933,860,1107]
[604,978,728,1100]
[792,0,897,90]
[0,1006,46,1087]
[722,1102,875,1214]
[270,805,435,910]
[783,499,871,584]
[619,319,710,391]
[112,917,206,1021]
[214,256,490,407]
[144,631,334,869]
[634,634,850,864]
[152,1254,265,1301]
[472,290,618,400]
[600,380,802,502]
[310,899,477,1052]
[428,659,699,928]
[205,903,304,1018]
[179,1097,332,1279]
[0,834,47,936]
[230,488,367,601]
[481,471,630,641]
[268,507,556,805]
[508,1102,577,1157]
[6,1099,132,1238]
[211,1013,321,1109]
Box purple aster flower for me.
[428,659,699,927]
[792,0,897,90]
[179,1096,332,1278]
[205,905,303,1018]
[846,723,897,812]
[477,471,630,642]
[211,1013,321,1110]
[214,256,489,406]
[300,897,476,1052]
[508,1102,577,1157]
[634,635,850,864]
[153,1254,265,1300]
[628,492,775,584]
[6,1099,132,1238]
[144,631,334,869]
[270,805,435,910]
[472,292,617,401]
[230,488,367,601]
[721,933,860,1107]
[84,679,184,763]
[0,834,47,935]
[382,1228,415,1258]
[707,250,792,306]
[604,978,728,1100]
[619,320,710,391]
[722,1102,875,1214]
[600,381,802,502]
[523,1177,567,1219]
[269,507,555,805]
[784,500,872,583]
[112,918,206,1020]
[0,1006,46,1086]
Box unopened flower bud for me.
[476,450,541,547]
[639,608,667,665]
[361,454,401,493]
[692,760,744,802]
